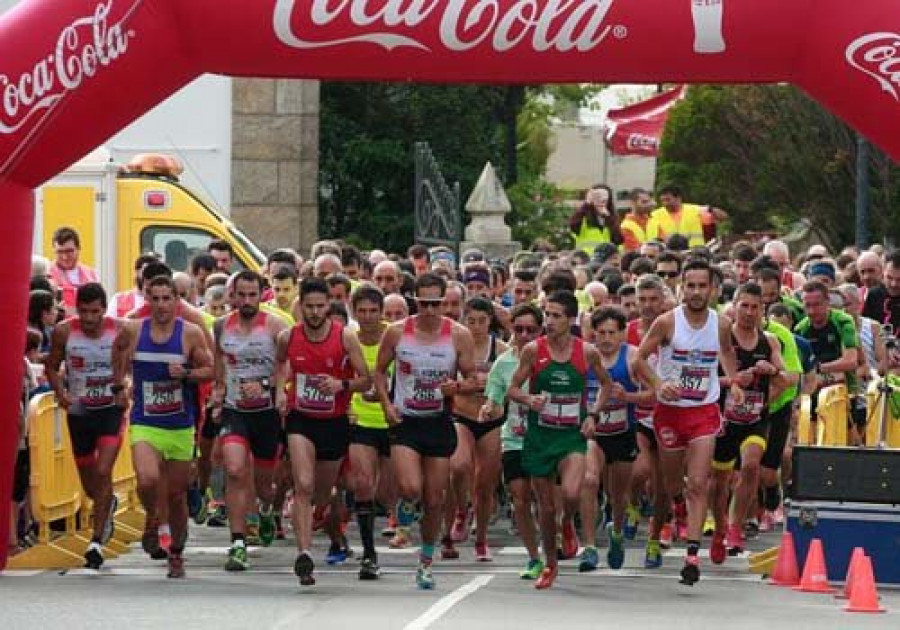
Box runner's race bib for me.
[679,365,711,401]
[295,374,335,413]
[595,402,628,435]
[234,376,272,411]
[72,374,115,409]
[403,370,446,413]
[724,390,765,424]
[143,380,184,416]
[537,391,581,429]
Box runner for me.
[709,282,785,561]
[507,289,613,589]
[111,275,214,578]
[579,307,654,572]
[443,297,507,561]
[211,270,288,571]
[635,258,742,586]
[45,283,125,569]
[276,277,371,587]
[347,285,392,580]
[479,303,545,579]
[374,272,476,590]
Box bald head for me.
[584,281,609,309]
[383,293,408,322]
[173,272,194,304]
[314,254,342,279]
[373,260,401,294]
[763,240,791,266]
[857,251,884,289]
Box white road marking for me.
[403,575,494,630]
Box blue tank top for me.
[132,318,193,429]
[592,344,638,436]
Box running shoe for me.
[578,546,599,572]
[623,504,641,540]
[325,541,348,565]
[294,551,315,586]
[84,542,103,570]
[673,500,688,541]
[639,495,654,518]
[225,544,249,572]
[606,526,625,570]
[561,519,579,559]
[207,504,228,528]
[743,518,760,539]
[710,531,726,565]
[312,504,329,532]
[644,539,662,569]
[679,555,700,586]
[440,536,459,560]
[167,550,185,579]
[659,522,674,550]
[159,529,172,554]
[773,505,785,525]
[100,495,118,545]
[416,559,435,590]
[259,508,276,547]
[246,516,261,547]
[759,510,776,533]
[726,524,745,556]
[359,556,380,581]
[520,558,545,580]
[703,514,716,537]
[474,541,492,562]
[534,564,558,590]
[141,523,168,560]
[381,515,398,537]
[450,508,469,543]
[389,527,410,549]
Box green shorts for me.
[522,423,587,478]
[130,425,195,462]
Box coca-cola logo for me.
[846,32,900,101]
[0,1,135,136]
[273,0,622,53]
[626,133,659,151]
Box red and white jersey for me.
[218,312,277,411]
[657,306,721,408]
[65,316,117,411]
[286,321,353,418]
[393,316,457,417]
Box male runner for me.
[112,275,214,578]
[374,272,476,589]
[635,258,741,586]
[709,283,785,560]
[46,283,125,569]
[507,290,613,589]
[212,271,288,571]
[276,277,371,586]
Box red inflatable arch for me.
[1,0,898,567]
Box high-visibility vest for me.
[619,214,649,251]
[572,220,613,254]
[647,204,705,247]
[49,263,100,311]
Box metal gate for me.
[414,141,461,257]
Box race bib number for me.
[509,402,529,437]
[403,374,445,412]
[679,365,711,401]
[538,391,581,429]
[235,376,272,411]
[143,380,184,416]
[295,374,335,413]
[724,390,765,424]
[596,403,628,435]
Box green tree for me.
[658,85,900,248]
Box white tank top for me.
[218,312,277,411]
[657,306,721,407]
[393,316,457,417]
[66,317,117,411]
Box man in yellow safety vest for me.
[646,185,728,248]
[620,188,655,252]
[568,184,623,254]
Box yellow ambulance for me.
[33,149,266,292]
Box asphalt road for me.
[2,513,897,630]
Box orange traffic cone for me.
[793,538,835,593]
[835,547,866,600]
[770,532,800,587]
[844,556,886,613]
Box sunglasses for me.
[513,325,540,335]
[416,298,443,309]
[657,270,680,279]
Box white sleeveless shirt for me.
[657,306,721,407]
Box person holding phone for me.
[568,184,623,254]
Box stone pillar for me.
[231,79,319,257]
[460,162,521,260]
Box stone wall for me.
[231,78,319,258]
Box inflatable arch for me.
[1,0,898,567]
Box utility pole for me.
[855,134,870,250]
